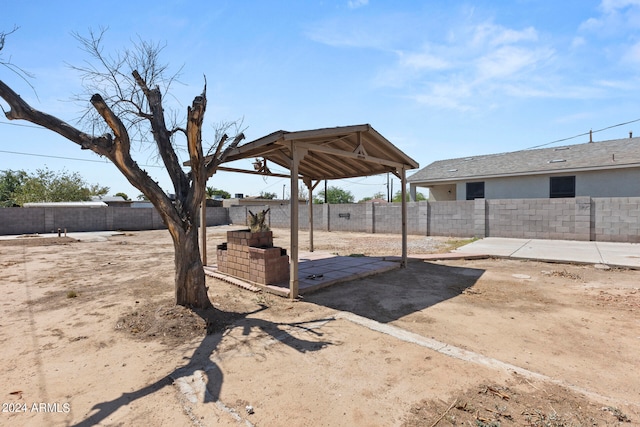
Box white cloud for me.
[305,14,402,50]
[376,19,557,110]
[580,0,640,33]
[397,49,451,71]
[311,6,636,112]
[600,0,640,13]
[412,81,475,112]
[595,78,638,90]
[622,41,640,64]
[554,112,595,124]
[475,46,553,80]
[571,36,586,48]
[348,0,369,9]
[471,23,538,47]
[577,1,640,69]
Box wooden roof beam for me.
[217,166,292,178]
[295,141,407,170]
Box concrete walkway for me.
[454,237,640,269]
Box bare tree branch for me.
[0,80,104,150]
[205,131,245,179]
[0,26,37,95]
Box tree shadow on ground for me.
[306,260,485,323]
[71,306,334,427]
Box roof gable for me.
[220,124,419,180]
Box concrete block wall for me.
[112,208,158,231]
[48,207,107,232]
[410,202,429,235]
[428,201,475,237]
[593,197,640,242]
[486,198,578,240]
[205,207,230,226]
[229,203,370,233]
[574,197,591,241]
[228,205,250,226]
[228,204,295,229]
[2,198,639,242]
[474,198,486,238]
[0,208,46,235]
[373,203,403,233]
[327,203,367,232]
[227,198,640,242]
[296,204,327,231]
[0,206,228,235]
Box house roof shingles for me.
[408,136,640,185]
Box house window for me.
[466,182,485,200]
[550,176,575,198]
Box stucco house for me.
[408,136,640,201]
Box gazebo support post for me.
[289,144,306,299]
[401,167,408,268]
[305,179,321,252]
[304,178,314,253]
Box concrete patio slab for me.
[205,251,400,297]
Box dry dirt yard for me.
[0,226,639,427]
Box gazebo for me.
[198,124,419,298]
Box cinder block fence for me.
[1,196,639,243]
[229,197,640,243]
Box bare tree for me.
[0,29,244,309]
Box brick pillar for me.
[474,198,486,238]
[574,196,591,241]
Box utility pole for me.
[386,173,390,202]
[324,180,328,204]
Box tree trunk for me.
[171,222,212,309]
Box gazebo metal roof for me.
[197,124,419,298]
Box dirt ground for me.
[0,226,639,426]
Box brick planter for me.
[216,230,289,285]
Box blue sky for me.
[2,0,640,201]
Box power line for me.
[525,117,640,150]
[0,149,163,168]
[337,177,387,186]
[0,121,44,129]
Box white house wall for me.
[429,184,456,201]
[576,169,640,197]
[446,167,640,200]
